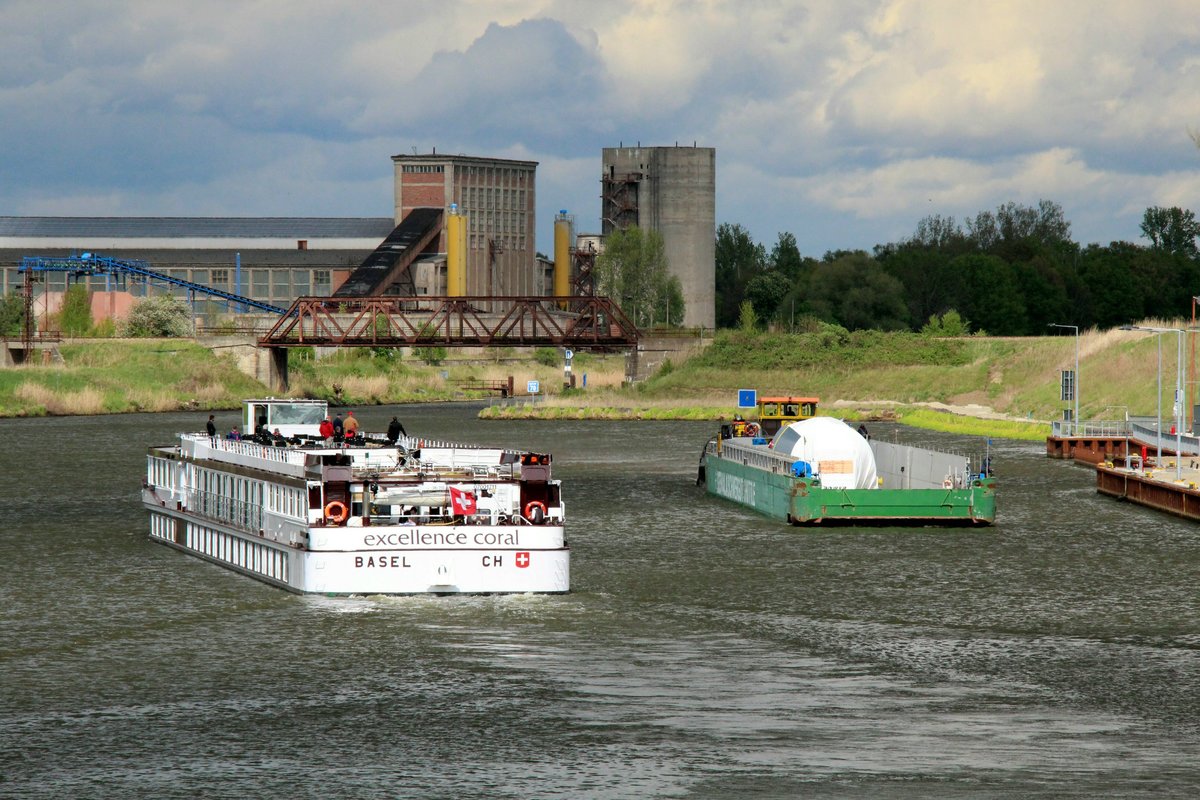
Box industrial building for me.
[391,152,538,297]
[0,217,392,319]
[601,145,716,328]
[0,146,717,331]
[0,152,544,325]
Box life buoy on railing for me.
[744,423,760,437]
[524,500,547,523]
[324,500,349,525]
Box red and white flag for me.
[449,486,477,515]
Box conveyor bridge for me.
[19,253,289,314]
[333,207,443,297]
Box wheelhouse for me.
[758,396,819,436]
[243,398,328,438]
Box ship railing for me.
[353,462,516,480]
[407,436,528,458]
[190,489,264,533]
[182,433,310,468]
[710,438,799,474]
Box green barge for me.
[697,396,995,526]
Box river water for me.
[1,405,1198,798]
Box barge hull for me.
[704,454,995,526]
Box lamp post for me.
[1122,325,1184,480]
[1049,323,1080,435]
[1193,296,1200,431]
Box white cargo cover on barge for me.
[142,400,569,594]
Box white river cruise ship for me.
[142,399,569,594]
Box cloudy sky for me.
[3,0,1199,257]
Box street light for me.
[1049,323,1080,435]
[1121,325,1184,480]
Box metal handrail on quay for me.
[1050,419,1132,438]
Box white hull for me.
[144,400,570,595]
[146,505,569,594]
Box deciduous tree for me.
[715,223,766,328]
[595,227,684,328]
[1140,206,1200,257]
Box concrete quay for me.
[1096,455,1200,521]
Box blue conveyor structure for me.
[18,253,289,314]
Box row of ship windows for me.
[147,460,309,523]
[185,519,289,582]
[194,467,306,519]
[148,457,173,489]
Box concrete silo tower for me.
[601,145,716,329]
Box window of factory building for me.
[272,270,290,301]
[192,269,209,286]
[402,165,444,173]
[292,269,309,296]
[252,270,268,299]
[313,270,330,294]
[211,269,229,288]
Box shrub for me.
[420,346,447,365]
[122,295,192,338]
[60,284,93,336]
[920,310,972,337]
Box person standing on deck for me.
[343,411,359,438]
[332,413,344,440]
[319,415,334,444]
[387,415,407,443]
[206,415,216,437]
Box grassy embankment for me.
[481,322,1185,442]
[0,323,1181,442]
[0,341,625,417]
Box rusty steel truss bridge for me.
[258,295,639,350]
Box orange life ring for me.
[324,500,349,524]
[744,422,760,437]
[524,500,547,522]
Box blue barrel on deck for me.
[792,460,811,477]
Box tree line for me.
[716,201,1200,335]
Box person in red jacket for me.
[319,415,334,444]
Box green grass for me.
[894,409,1047,441]
[2,325,1187,440]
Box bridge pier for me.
[266,347,288,392]
[198,336,289,392]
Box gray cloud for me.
[1,1,1199,256]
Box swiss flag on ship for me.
[449,486,477,515]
